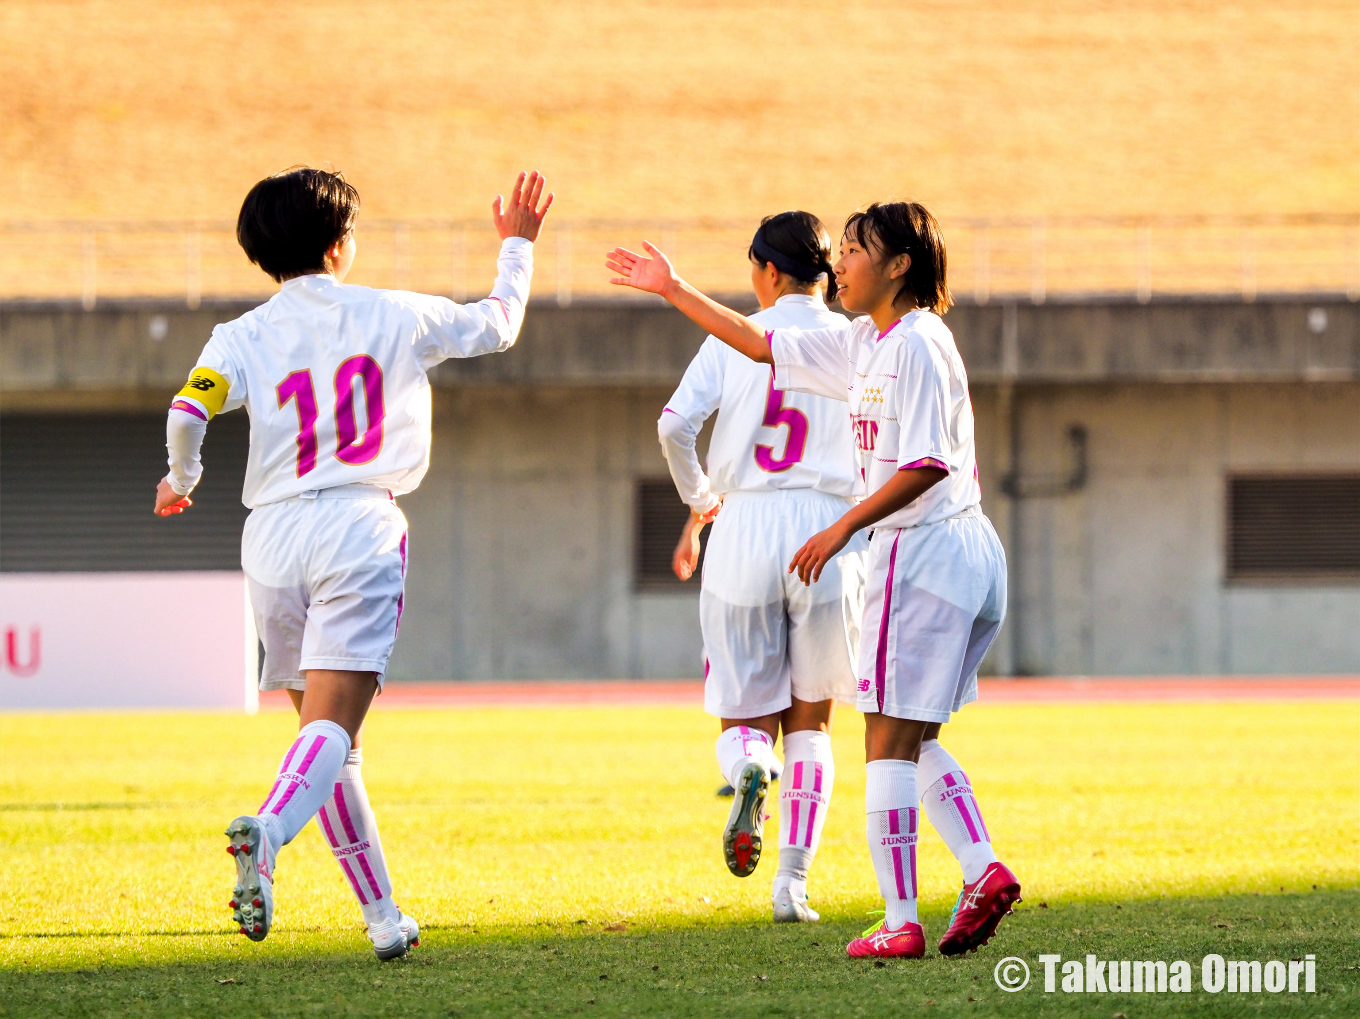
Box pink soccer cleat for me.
[846,918,926,959]
[937,861,1021,956]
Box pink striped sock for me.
[918,739,998,884]
[316,749,400,927]
[865,759,918,928]
[715,725,778,789]
[257,719,350,850]
[776,730,834,891]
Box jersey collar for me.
[876,308,926,340]
[774,294,825,308]
[280,273,338,292]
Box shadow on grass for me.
[2,890,1356,1019]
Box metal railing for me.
[1,215,1356,308]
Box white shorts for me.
[701,489,868,718]
[242,485,408,692]
[856,508,1007,722]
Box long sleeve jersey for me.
[166,237,533,507]
[657,294,861,513]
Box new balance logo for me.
[857,679,872,692]
[187,376,217,391]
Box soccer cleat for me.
[846,918,926,959]
[368,910,420,961]
[937,861,1021,956]
[722,761,769,877]
[225,816,275,943]
[718,761,778,799]
[400,911,420,949]
[772,886,820,923]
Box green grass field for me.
[1,700,1357,1018]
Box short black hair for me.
[236,167,360,282]
[844,202,952,315]
[748,210,838,302]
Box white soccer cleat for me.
[722,761,770,877]
[225,816,275,942]
[772,886,820,923]
[368,910,420,961]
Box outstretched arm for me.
[605,243,772,365]
[414,171,554,366]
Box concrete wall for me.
[382,380,1360,681]
[974,382,1360,676]
[389,385,706,680]
[4,296,1358,678]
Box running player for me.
[607,201,1019,959]
[659,212,866,922]
[156,166,552,959]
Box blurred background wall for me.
[2,1,1357,679]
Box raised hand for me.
[492,171,554,242]
[605,241,678,296]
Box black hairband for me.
[751,233,828,283]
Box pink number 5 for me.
[754,370,808,473]
[275,356,386,477]
[276,369,319,477]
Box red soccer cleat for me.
[937,861,1021,956]
[846,919,926,959]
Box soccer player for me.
[659,212,867,922]
[156,166,552,959]
[607,202,1020,959]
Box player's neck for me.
[869,294,918,334]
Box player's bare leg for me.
[226,671,374,944]
[773,697,835,922]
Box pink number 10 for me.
[754,370,808,473]
[276,355,386,478]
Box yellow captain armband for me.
[174,367,231,419]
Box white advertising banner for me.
[0,572,257,711]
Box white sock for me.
[256,719,351,851]
[776,730,834,895]
[317,749,400,927]
[918,739,998,884]
[715,725,779,789]
[865,759,919,928]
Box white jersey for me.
[658,294,860,513]
[770,308,981,530]
[173,238,532,508]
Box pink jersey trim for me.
[876,318,903,341]
[874,531,903,712]
[899,457,948,473]
[171,400,207,421]
[488,296,509,322]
